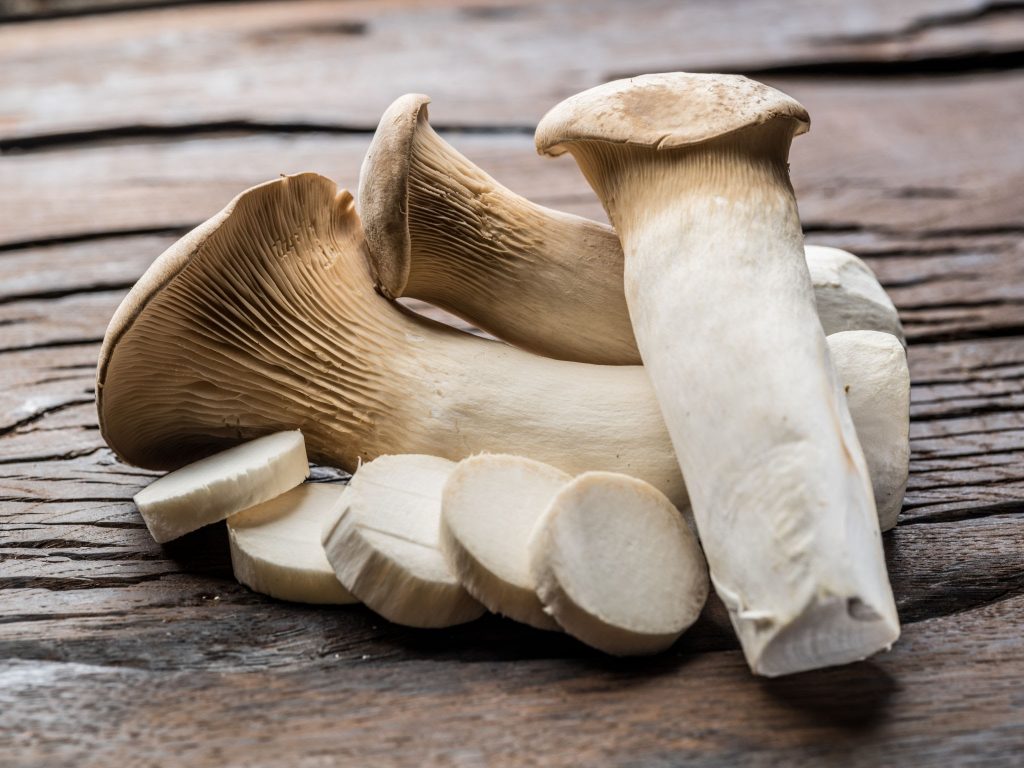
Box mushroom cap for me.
[96,173,373,470]
[535,73,810,157]
[358,93,432,297]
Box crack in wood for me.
[0,226,191,253]
[906,325,1024,345]
[0,446,104,466]
[0,0,279,24]
[609,47,1024,82]
[901,500,1024,523]
[0,572,183,589]
[0,398,95,437]
[0,337,101,355]
[0,282,136,307]
[815,1,1024,45]
[0,120,533,156]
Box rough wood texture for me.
[2,1,1023,765]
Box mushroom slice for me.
[529,472,709,655]
[441,454,570,630]
[829,331,910,532]
[537,74,898,676]
[322,454,484,628]
[96,173,903,525]
[358,94,904,364]
[133,430,308,543]
[227,483,357,604]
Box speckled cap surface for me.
[536,73,810,156]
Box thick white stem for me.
[570,133,899,675]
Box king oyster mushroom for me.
[97,173,906,529]
[536,73,899,676]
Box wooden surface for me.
[2,1,1023,765]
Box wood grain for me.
[1,594,1022,767]
[4,73,1024,246]
[3,0,1024,140]
[2,0,1023,765]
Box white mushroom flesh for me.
[133,430,308,544]
[227,483,358,604]
[529,471,709,655]
[440,454,571,630]
[322,454,484,628]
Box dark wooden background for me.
[2,1,1023,765]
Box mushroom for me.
[133,430,309,543]
[360,93,634,365]
[358,94,903,365]
[440,454,571,631]
[536,73,898,675]
[321,454,484,628]
[97,173,903,528]
[529,471,709,656]
[228,483,358,604]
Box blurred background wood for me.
[1,1,1023,765]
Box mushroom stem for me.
[98,174,905,532]
[536,74,899,675]
[360,94,634,364]
[359,94,903,366]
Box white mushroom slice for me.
[322,454,484,628]
[358,94,904,365]
[529,472,709,655]
[227,483,357,604]
[133,430,308,543]
[441,454,571,630]
[537,74,899,676]
[806,245,905,344]
[829,331,910,531]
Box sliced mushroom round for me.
[322,454,483,628]
[133,430,309,543]
[440,454,571,631]
[97,174,904,528]
[228,483,358,604]
[358,94,903,365]
[536,73,898,676]
[529,471,709,656]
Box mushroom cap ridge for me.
[358,93,432,297]
[95,173,358,465]
[535,73,810,157]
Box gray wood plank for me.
[2,0,1022,141]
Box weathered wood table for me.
[2,1,1023,765]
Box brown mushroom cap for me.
[535,73,810,157]
[96,173,393,470]
[358,93,432,297]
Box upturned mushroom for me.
[358,94,903,364]
[97,173,903,528]
[536,74,899,675]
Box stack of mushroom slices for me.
[99,73,910,677]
